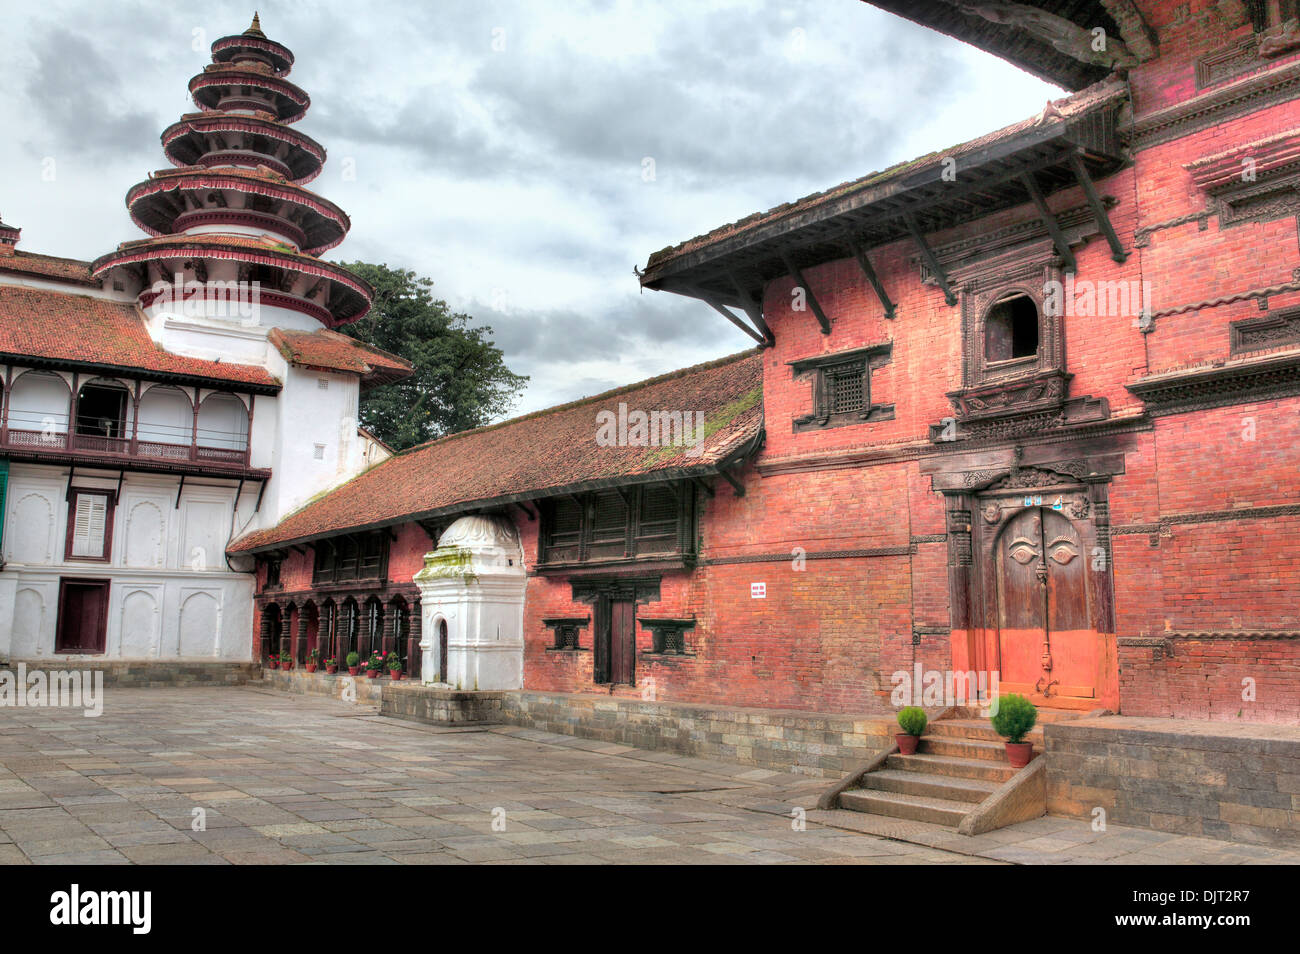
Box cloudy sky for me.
[0,0,1060,415]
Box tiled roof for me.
[0,251,100,287]
[269,327,412,386]
[644,78,1127,270]
[0,285,279,389]
[229,349,764,552]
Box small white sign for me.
[751,582,766,599]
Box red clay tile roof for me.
[0,285,279,389]
[0,250,100,287]
[269,327,412,386]
[644,78,1127,271]
[229,349,764,552]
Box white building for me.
[0,16,407,664]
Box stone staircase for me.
[838,707,1073,828]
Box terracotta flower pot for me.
[348,667,359,676]
[267,660,278,670]
[366,669,379,679]
[305,664,317,673]
[326,666,338,675]
[280,662,291,671]
[1005,741,1034,768]
[895,733,920,756]
[389,670,401,680]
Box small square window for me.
[317,378,330,390]
[313,443,326,460]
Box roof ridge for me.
[393,347,762,458]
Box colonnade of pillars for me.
[258,593,422,679]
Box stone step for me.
[886,752,1017,783]
[920,735,1032,762]
[859,768,999,804]
[948,705,1080,723]
[839,788,972,826]
[928,719,1044,743]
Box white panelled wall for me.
[0,465,254,661]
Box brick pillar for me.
[407,597,422,680]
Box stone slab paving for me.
[0,687,1292,865]
[0,687,983,865]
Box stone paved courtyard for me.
[1,687,1295,865]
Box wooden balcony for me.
[1,424,263,476]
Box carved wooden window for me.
[264,558,282,589]
[539,484,693,567]
[313,532,389,584]
[789,343,894,432]
[959,263,1064,391]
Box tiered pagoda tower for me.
[92,14,372,330]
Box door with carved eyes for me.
[995,507,1095,703]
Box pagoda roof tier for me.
[210,32,295,76]
[126,167,350,255]
[162,112,325,184]
[92,234,372,325]
[189,64,310,123]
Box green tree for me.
[336,262,528,451]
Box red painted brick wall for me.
[246,0,1300,724]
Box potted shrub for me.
[324,656,338,675]
[895,706,927,755]
[278,650,292,671]
[387,654,402,680]
[266,655,278,670]
[346,652,360,676]
[366,651,384,679]
[305,649,319,674]
[990,693,1038,768]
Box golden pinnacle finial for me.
[245,12,265,37]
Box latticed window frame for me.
[824,360,868,415]
[790,342,894,432]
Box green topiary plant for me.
[990,693,1037,744]
[345,651,360,668]
[896,706,927,737]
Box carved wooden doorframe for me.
[946,464,1119,711]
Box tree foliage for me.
[337,262,528,451]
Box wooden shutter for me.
[71,493,109,558]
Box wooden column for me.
[290,609,304,665]
[190,387,200,460]
[129,381,141,455]
[381,603,396,658]
[1,364,11,446]
[258,609,273,661]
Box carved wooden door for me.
[995,507,1095,702]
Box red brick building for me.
[236,1,1300,724]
